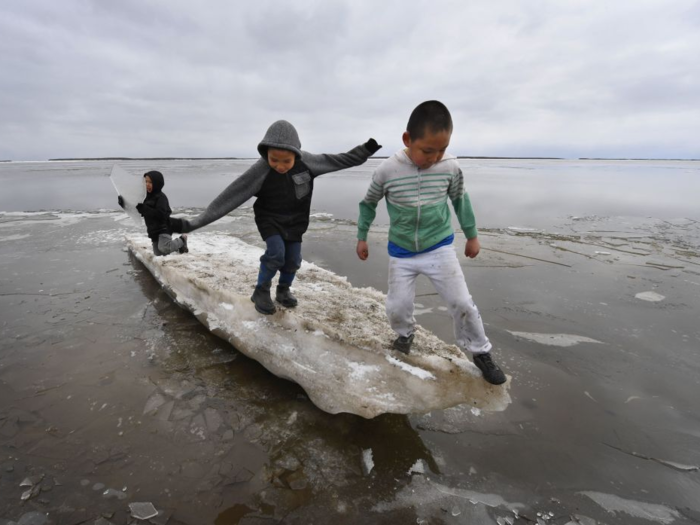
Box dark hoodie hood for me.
[144,170,165,194]
[257,120,302,159]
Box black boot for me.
[275,284,298,307]
[178,234,189,254]
[472,352,507,385]
[251,283,276,315]
[392,333,414,354]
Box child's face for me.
[267,148,296,174]
[145,175,153,193]
[403,128,451,170]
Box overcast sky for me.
[1,0,698,160]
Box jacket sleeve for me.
[448,168,478,239]
[178,158,269,233]
[301,143,373,178]
[357,169,386,241]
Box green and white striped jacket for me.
[357,150,477,252]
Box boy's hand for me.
[364,138,382,155]
[117,195,124,208]
[356,240,369,260]
[465,237,480,258]
[135,203,144,215]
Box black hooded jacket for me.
[253,159,315,242]
[138,171,173,242]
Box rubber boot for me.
[251,282,276,315]
[275,284,298,307]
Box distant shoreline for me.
[1,156,696,162]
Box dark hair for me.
[406,100,453,140]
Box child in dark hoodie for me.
[118,170,188,256]
[173,120,381,314]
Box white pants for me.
[386,245,492,355]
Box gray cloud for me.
[0,0,698,160]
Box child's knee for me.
[264,250,285,270]
[451,297,478,318]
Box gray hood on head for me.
[257,120,302,158]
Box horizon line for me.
[1,156,698,163]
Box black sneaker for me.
[392,333,414,355]
[251,284,276,315]
[473,353,507,385]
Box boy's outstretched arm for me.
[172,158,269,233]
[302,139,381,177]
[448,168,480,258]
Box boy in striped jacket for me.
[356,100,506,385]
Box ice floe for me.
[508,331,604,347]
[126,232,511,418]
[635,291,666,302]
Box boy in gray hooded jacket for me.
[173,120,380,314]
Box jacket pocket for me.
[291,171,312,199]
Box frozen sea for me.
[1,158,699,524]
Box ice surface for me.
[408,459,426,475]
[129,501,159,520]
[581,491,680,524]
[508,331,604,347]
[16,512,48,525]
[372,476,525,513]
[126,232,511,418]
[635,291,666,302]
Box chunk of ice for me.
[361,449,374,476]
[635,291,665,302]
[129,502,159,520]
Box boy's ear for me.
[402,131,411,147]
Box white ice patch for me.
[220,303,234,311]
[413,303,434,316]
[508,331,603,347]
[385,356,436,380]
[372,477,525,513]
[77,229,132,246]
[348,362,380,381]
[408,459,426,475]
[310,212,333,220]
[362,449,374,475]
[506,226,540,233]
[581,491,680,524]
[635,291,665,302]
[0,234,30,242]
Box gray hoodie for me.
[178,120,376,233]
